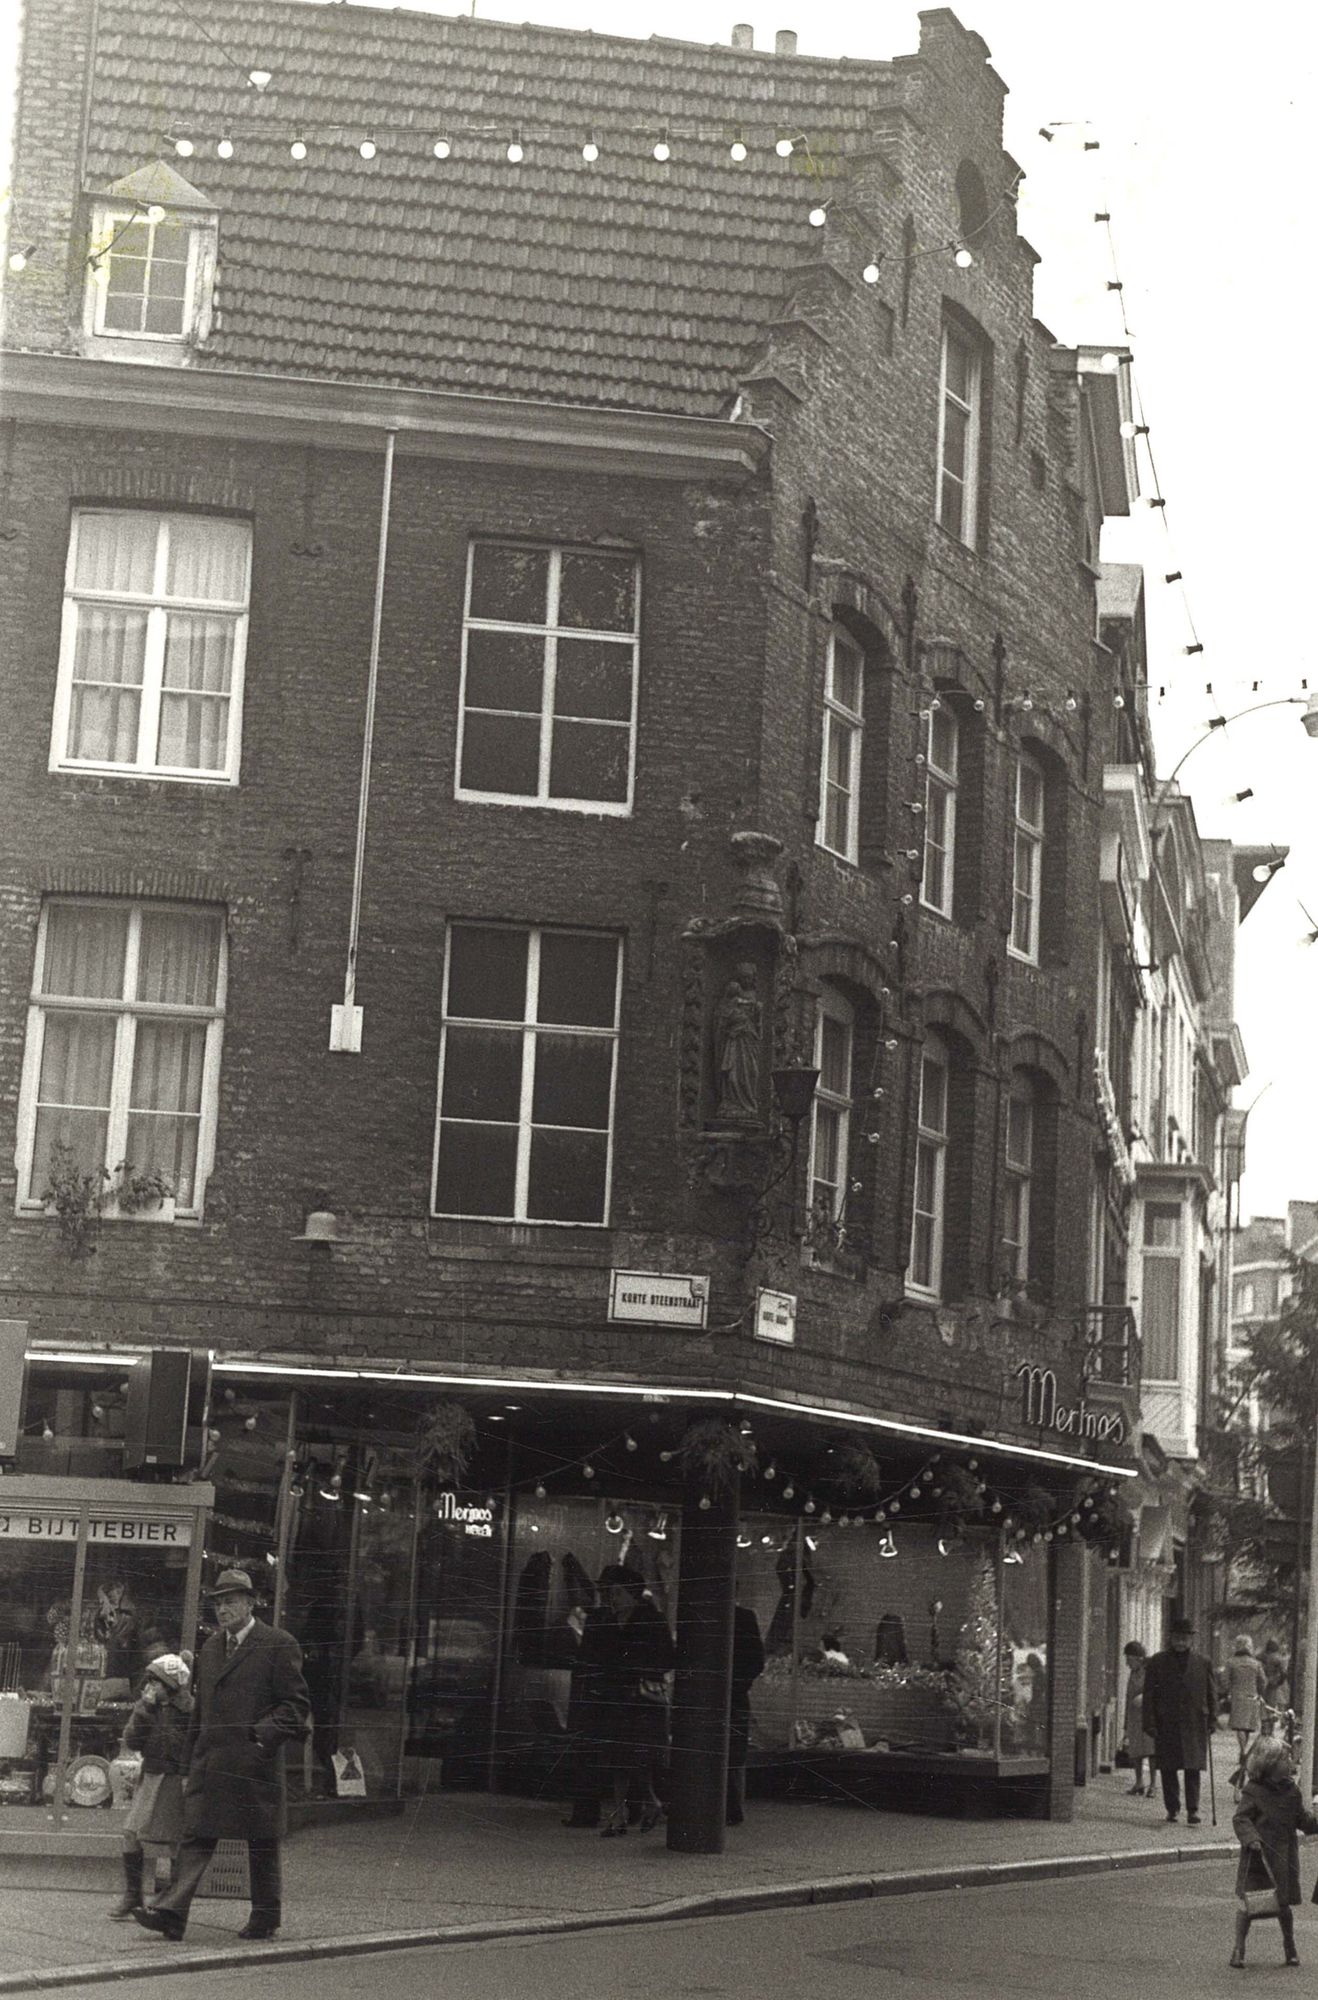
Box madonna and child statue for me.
[713,962,764,1126]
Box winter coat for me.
[1142,1647,1216,1770]
[182,1620,310,1842]
[1224,1654,1268,1732]
[123,1682,194,1777]
[1122,1662,1154,1758]
[1232,1774,1318,1905]
[587,1596,676,1774]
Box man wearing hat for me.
[134,1569,310,1943]
[1142,1615,1218,1825]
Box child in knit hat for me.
[109,1649,194,1922]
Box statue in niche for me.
[713,961,763,1124]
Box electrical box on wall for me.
[124,1347,194,1471]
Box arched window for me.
[1010,751,1045,962]
[808,989,854,1224]
[921,703,959,916]
[1002,1076,1034,1282]
[910,1033,949,1295]
[817,627,864,862]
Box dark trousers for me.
[727,1706,750,1826]
[1157,1763,1201,1817]
[152,1837,282,1926]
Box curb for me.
[0,1840,1234,1995]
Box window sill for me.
[1005,945,1040,968]
[426,1217,615,1266]
[47,767,239,793]
[454,790,633,819]
[932,521,984,560]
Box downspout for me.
[330,428,396,1052]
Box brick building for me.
[1,0,1141,1841]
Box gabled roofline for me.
[0,350,771,484]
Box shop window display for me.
[735,1519,1050,1765]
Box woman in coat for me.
[1121,1641,1156,1797]
[1230,1734,1318,1966]
[1224,1634,1268,1760]
[593,1565,676,1838]
[110,1651,193,1920]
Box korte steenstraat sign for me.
[1016,1363,1126,1447]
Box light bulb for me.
[863,261,880,284]
[41,1421,54,1442]
[359,140,377,160]
[291,139,308,160]
[244,1415,257,1431]
[653,138,671,162]
[217,137,234,160]
[582,1463,594,1478]
[730,139,747,162]
[808,205,827,227]
[146,204,167,224]
[775,137,794,157]
[7,248,28,273]
[174,138,195,158]
[625,1433,638,1452]
[432,139,451,159]
[954,246,974,269]
[782,1484,795,1500]
[582,139,599,162]
[534,1483,546,1499]
[698,1495,711,1510]
[973,696,985,712]
[1065,695,1078,710]
[247,69,272,90]
[1113,693,1125,709]
[1100,351,1121,373]
[507,139,524,164]
[1119,419,1138,439]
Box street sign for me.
[755,1288,797,1345]
[608,1270,710,1329]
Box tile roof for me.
[84,0,900,416]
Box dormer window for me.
[92,209,199,340]
[82,163,216,361]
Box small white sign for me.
[608,1270,710,1329]
[755,1288,797,1345]
[0,1513,192,1545]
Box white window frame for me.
[455,542,640,815]
[936,321,982,548]
[1237,1280,1256,1318]
[1140,1200,1184,1381]
[808,989,854,1225]
[920,703,959,915]
[816,628,864,863]
[86,205,206,344]
[1002,1079,1034,1282]
[432,924,622,1226]
[49,510,250,784]
[909,1032,949,1297]
[1009,751,1045,964]
[14,898,227,1221]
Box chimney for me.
[775,28,798,54]
[731,23,754,48]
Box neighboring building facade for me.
[1,0,1142,1834]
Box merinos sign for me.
[1016,1364,1126,1447]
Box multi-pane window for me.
[817,630,864,862]
[1010,752,1045,962]
[909,1034,949,1295]
[1002,1080,1034,1282]
[936,322,982,547]
[1141,1202,1183,1378]
[808,992,853,1224]
[433,925,621,1225]
[90,210,199,340]
[51,510,250,781]
[18,900,226,1216]
[457,542,640,812]
[921,705,959,914]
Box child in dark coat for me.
[1230,1734,1318,1967]
[110,1652,194,1920]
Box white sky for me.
[2,0,1314,1218]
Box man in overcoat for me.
[134,1569,310,1942]
[1142,1614,1217,1825]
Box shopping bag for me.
[1114,1744,1132,1770]
[1239,1848,1281,1919]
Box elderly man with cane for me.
[134,1569,310,1943]
[1143,1615,1218,1826]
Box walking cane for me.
[1208,1731,1218,1827]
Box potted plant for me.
[40,1144,111,1256]
[112,1162,177,1222]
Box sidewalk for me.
[0,1774,1236,1993]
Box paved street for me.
[34,1860,1300,2000]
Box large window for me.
[1009,752,1045,962]
[51,510,250,781]
[808,991,853,1225]
[17,900,226,1217]
[909,1034,949,1295]
[1002,1079,1034,1282]
[456,542,640,812]
[433,925,621,1225]
[817,629,864,863]
[921,704,959,915]
[1141,1202,1183,1379]
[936,322,982,547]
[87,207,203,342]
